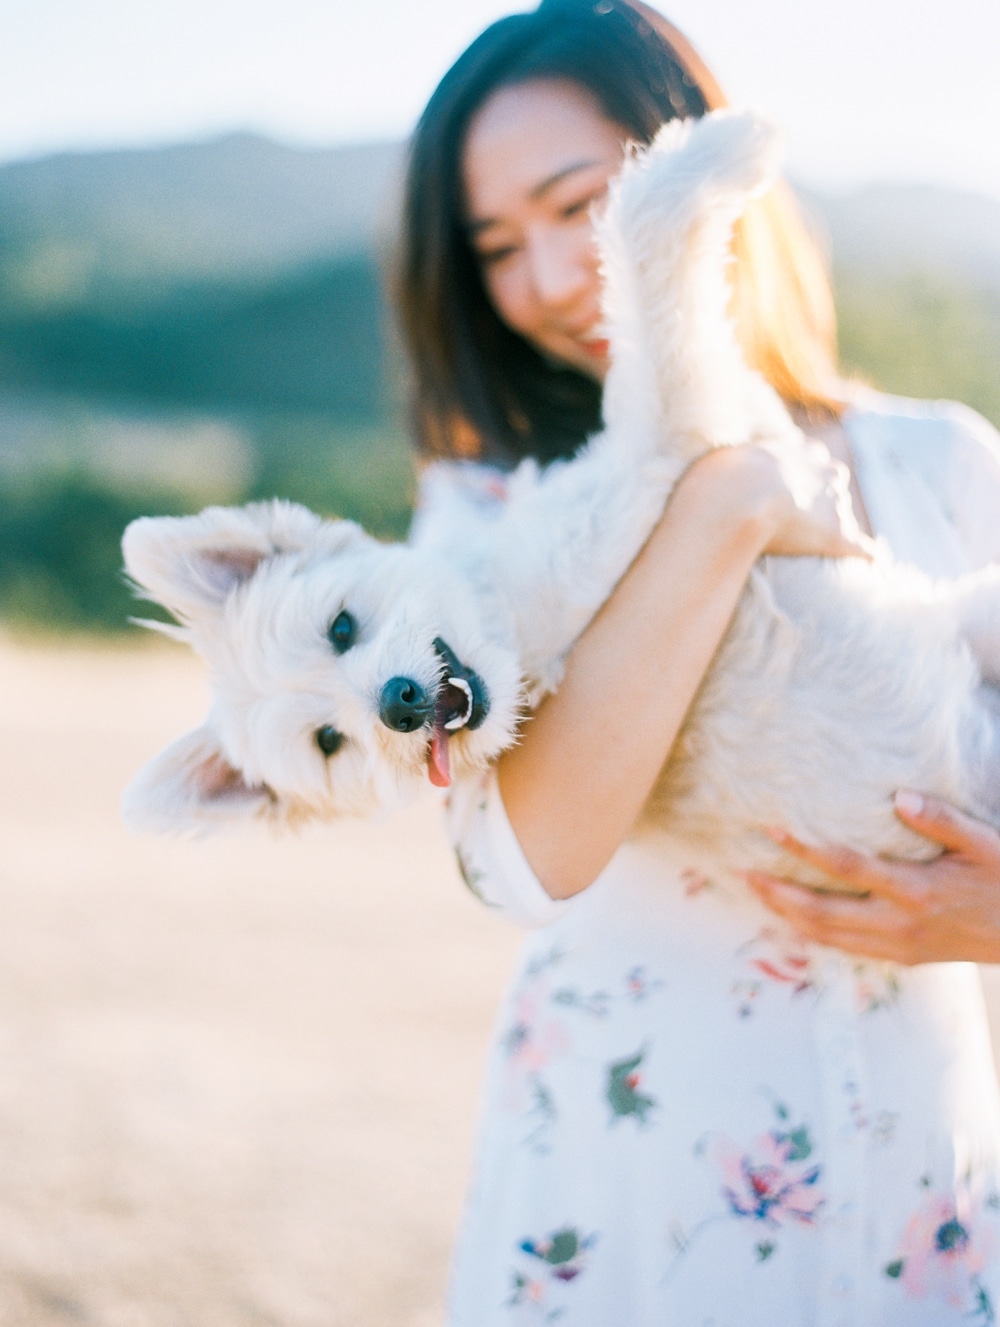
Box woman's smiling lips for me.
[579,337,610,357]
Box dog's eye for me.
[328,610,356,655]
[315,725,344,757]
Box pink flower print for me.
[681,866,713,897]
[885,1191,997,1316]
[732,926,819,1018]
[501,984,571,1115]
[853,961,901,1013]
[749,941,813,991]
[508,1273,545,1307]
[624,965,665,1002]
[669,1106,824,1277]
[713,1123,824,1229]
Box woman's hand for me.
[736,436,874,560]
[747,792,1000,965]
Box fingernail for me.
[764,825,790,844]
[894,789,924,818]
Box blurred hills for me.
[0,133,403,291]
[0,132,998,630]
[3,132,999,292]
[2,132,999,419]
[805,182,1000,429]
[0,134,407,421]
[807,182,1000,291]
[3,134,1000,312]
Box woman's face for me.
[462,78,628,383]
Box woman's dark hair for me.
[397,0,724,466]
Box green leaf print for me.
[776,1125,813,1162]
[884,1259,905,1279]
[544,1229,580,1266]
[606,1049,656,1123]
[515,1226,597,1294]
[455,847,491,905]
[972,1281,996,1325]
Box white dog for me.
[121,111,1000,885]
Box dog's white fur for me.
[122,111,1000,885]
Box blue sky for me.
[3,0,999,198]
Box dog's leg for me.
[484,113,800,699]
[599,111,795,464]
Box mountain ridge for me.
[0,134,404,295]
[3,132,1000,297]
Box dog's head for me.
[121,501,521,831]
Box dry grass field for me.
[0,636,520,1327]
[1,635,999,1327]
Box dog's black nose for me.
[378,677,433,733]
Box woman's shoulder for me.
[845,388,1000,501]
[845,387,1000,472]
[845,388,1000,568]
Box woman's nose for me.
[526,228,596,310]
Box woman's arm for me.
[746,794,1000,965]
[499,441,868,899]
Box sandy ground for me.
[2,637,1000,1327]
[0,636,522,1327]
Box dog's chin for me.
[383,704,518,794]
[445,700,519,776]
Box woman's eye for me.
[562,190,603,220]
[315,725,344,757]
[478,245,517,267]
[328,610,356,654]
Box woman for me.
[399,0,1000,1321]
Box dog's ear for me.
[122,725,280,833]
[122,500,361,624]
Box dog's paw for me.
[648,108,782,202]
[606,109,782,259]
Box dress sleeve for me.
[446,769,578,928]
[942,403,1000,568]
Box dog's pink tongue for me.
[428,726,451,788]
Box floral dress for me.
[413,393,1000,1327]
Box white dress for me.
[415,394,1000,1327]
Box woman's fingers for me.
[832,493,876,561]
[765,824,947,910]
[748,872,898,932]
[754,801,1000,965]
[748,436,870,560]
[893,789,1000,857]
[825,515,875,561]
[763,826,916,904]
[792,444,873,559]
[746,872,920,961]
